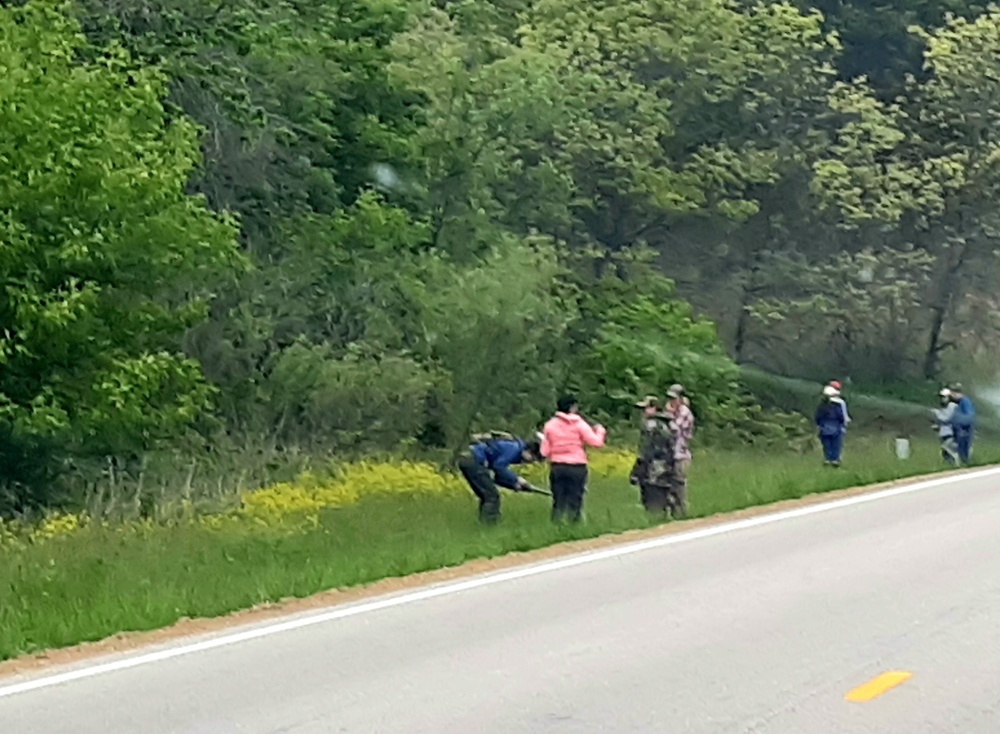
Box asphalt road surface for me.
[3,471,1000,733]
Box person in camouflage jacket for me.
[629,397,680,516]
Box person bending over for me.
[457,432,544,524]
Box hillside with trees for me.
[3,0,1000,514]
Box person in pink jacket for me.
[540,394,607,523]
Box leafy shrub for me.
[266,341,446,451]
[697,399,815,452]
[576,292,739,420]
[575,289,813,449]
[405,236,577,444]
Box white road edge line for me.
[2,466,998,700]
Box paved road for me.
[3,472,1000,733]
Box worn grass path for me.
[0,435,989,663]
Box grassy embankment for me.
[741,367,1000,438]
[2,412,994,663]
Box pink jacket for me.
[541,412,607,465]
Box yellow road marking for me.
[845,671,913,702]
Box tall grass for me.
[0,435,991,662]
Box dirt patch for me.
[0,466,977,681]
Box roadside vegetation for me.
[2,436,993,662]
[3,0,1000,663]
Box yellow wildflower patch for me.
[2,452,639,548]
[588,449,639,478]
[520,449,637,483]
[28,512,86,544]
[239,460,468,526]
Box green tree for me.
[580,292,738,420]
[521,0,837,263]
[71,0,432,436]
[792,0,983,97]
[405,236,577,447]
[0,2,239,476]
[908,12,1000,378]
[264,340,444,452]
[748,248,934,379]
[73,0,423,253]
[811,13,1000,379]
[186,193,432,437]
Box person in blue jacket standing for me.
[456,433,544,524]
[815,385,847,467]
[949,384,976,464]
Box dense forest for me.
[2,0,1000,512]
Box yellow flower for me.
[242,482,323,516]
[521,449,636,482]
[27,512,86,544]
[238,460,467,527]
[588,449,639,478]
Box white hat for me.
[939,388,952,397]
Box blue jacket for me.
[815,401,846,438]
[952,396,976,429]
[470,439,526,489]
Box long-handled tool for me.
[513,483,551,497]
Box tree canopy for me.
[0,2,238,500]
[3,0,1000,511]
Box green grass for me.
[2,434,993,662]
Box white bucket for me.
[895,438,911,460]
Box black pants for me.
[457,455,501,523]
[550,463,587,523]
[640,483,671,514]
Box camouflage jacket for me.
[630,413,677,487]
